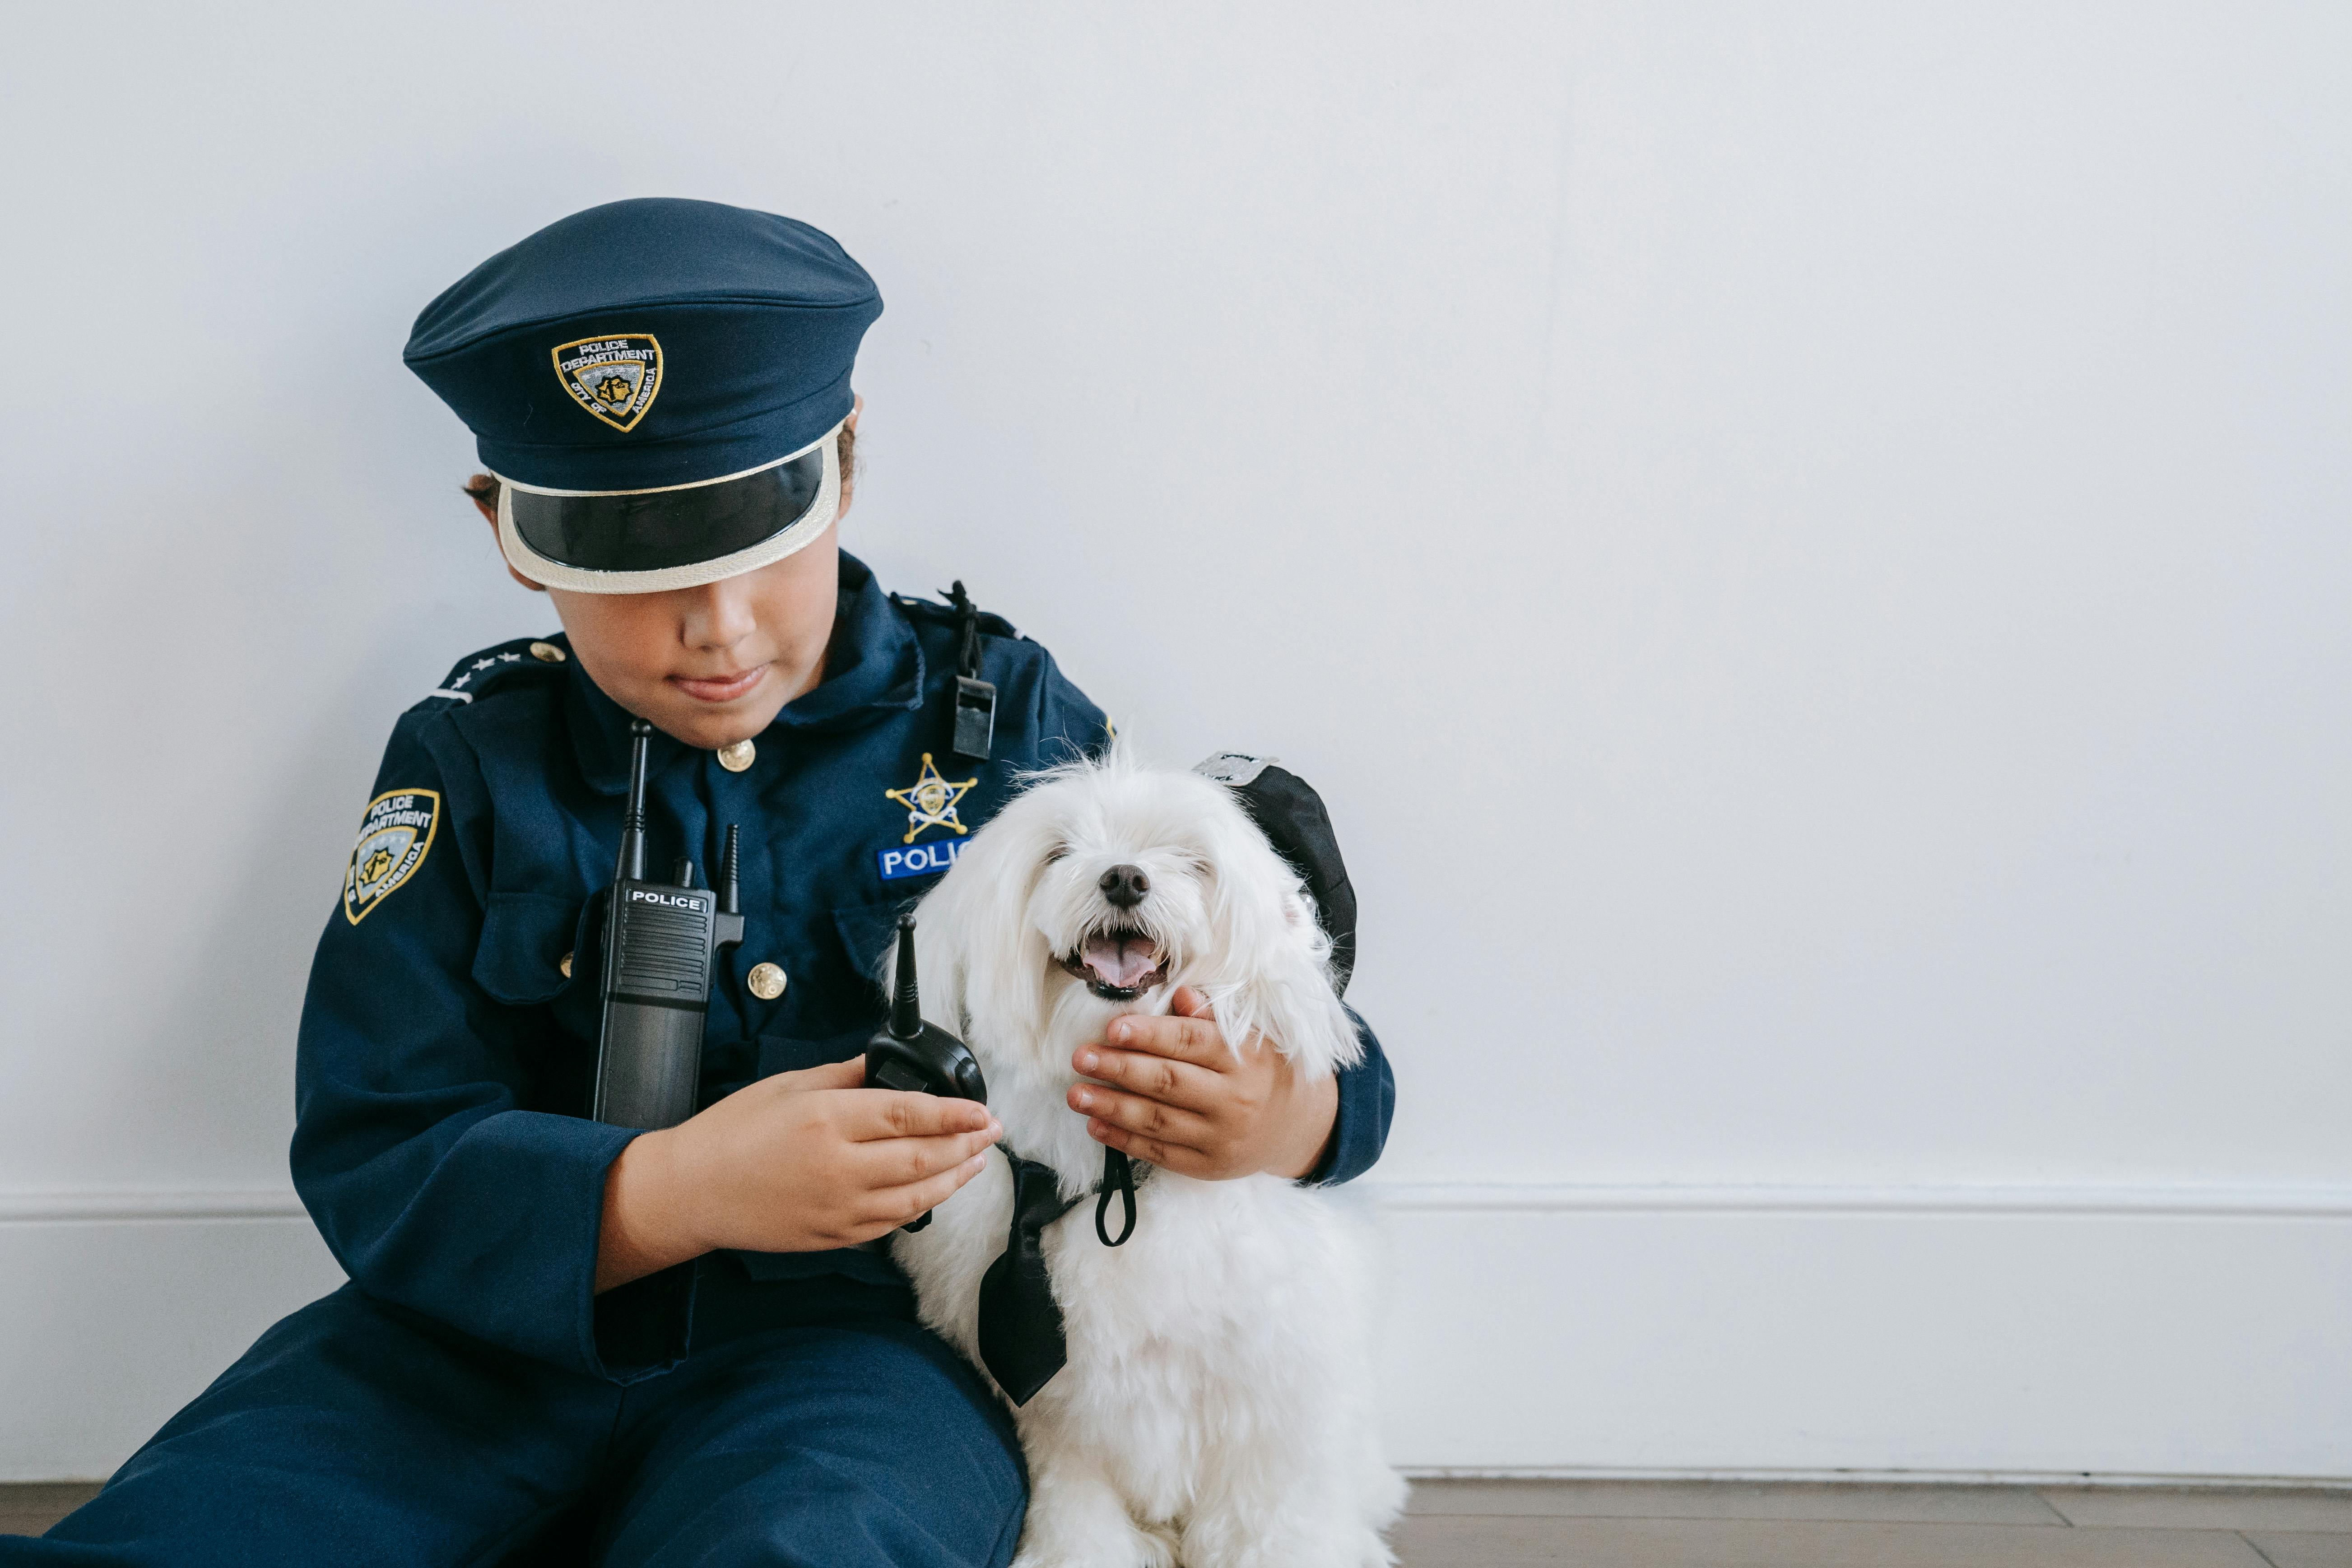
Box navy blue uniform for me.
[17,554,1396,1566]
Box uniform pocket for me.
[830,898,912,986]
[472,890,588,1005]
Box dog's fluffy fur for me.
[889,751,1402,1568]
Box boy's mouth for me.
[668,667,767,703]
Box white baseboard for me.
[4,1183,2349,1483]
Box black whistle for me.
[591,720,745,1130]
[865,916,988,1230]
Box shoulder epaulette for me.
[420,634,574,707]
[892,591,1021,642]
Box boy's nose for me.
[683,580,758,650]
[1099,865,1150,909]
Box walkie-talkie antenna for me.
[617,719,652,881]
[890,916,922,1042]
[718,825,741,917]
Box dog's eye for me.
[1045,844,1071,864]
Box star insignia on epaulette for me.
[885,753,978,844]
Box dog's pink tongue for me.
[1082,933,1158,989]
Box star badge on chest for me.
[884,753,978,845]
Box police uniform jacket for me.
[292,554,1397,1383]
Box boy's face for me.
[473,405,858,749]
[544,527,842,750]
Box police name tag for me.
[877,839,967,883]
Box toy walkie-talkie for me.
[866,916,987,1229]
[592,719,745,1130]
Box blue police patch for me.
[877,838,968,883]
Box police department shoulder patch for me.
[552,334,663,432]
[344,789,441,924]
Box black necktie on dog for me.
[976,1153,1077,1405]
[976,1146,1143,1405]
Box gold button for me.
[747,962,787,1000]
[716,738,757,772]
[559,950,573,979]
[529,641,566,663]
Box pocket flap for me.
[472,891,587,1006]
[830,899,910,985]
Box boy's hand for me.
[1068,988,1339,1182]
[596,1056,999,1292]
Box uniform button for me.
[529,641,567,663]
[559,950,573,979]
[747,962,788,1000]
[716,738,757,772]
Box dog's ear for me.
[1193,788,1362,1081]
[905,791,1058,1048]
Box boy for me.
[16,198,1394,1567]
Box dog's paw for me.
[1012,1532,1174,1568]
[1181,1521,1392,1568]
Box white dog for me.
[888,751,1402,1568]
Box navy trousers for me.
[7,1280,1025,1567]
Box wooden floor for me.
[7,1478,2351,1563]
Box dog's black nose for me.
[1099,864,1150,909]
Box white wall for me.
[3,1,2348,1482]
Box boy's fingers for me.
[855,1127,1000,1188]
[1067,1081,1217,1150]
[770,1057,868,1093]
[1085,1117,1211,1179]
[842,1089,999,1142]
[1094,1011,1230,1069]
[860,1150,993,1231]
[1072,1046,1218,1109]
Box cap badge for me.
[552,334,664,432]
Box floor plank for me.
[1409,1479,2066,1525]
[1396,1515,2273,1568]
[2040,1489,2352,1534]
[0,1483,100,1539]
[2245,1533,2352,1568]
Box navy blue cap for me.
[404,198,882,495]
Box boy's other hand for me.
[595,1056,999,1292]
[1067,988,1339,1182]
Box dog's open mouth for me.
[1056,926,1169,1002]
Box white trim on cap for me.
[493,420,842,595]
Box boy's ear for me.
[836,393,862,521]
[469,487,546,593]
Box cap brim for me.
[494,421,841,594]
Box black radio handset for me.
[591,720,746,1130]
[865,916,988,1230]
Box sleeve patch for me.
[344,789,442,925]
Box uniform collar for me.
[565,551,925,795]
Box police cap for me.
[404,198,882,593]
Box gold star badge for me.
[885,752,978,844]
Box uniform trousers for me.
[7,1273,1025,1568]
